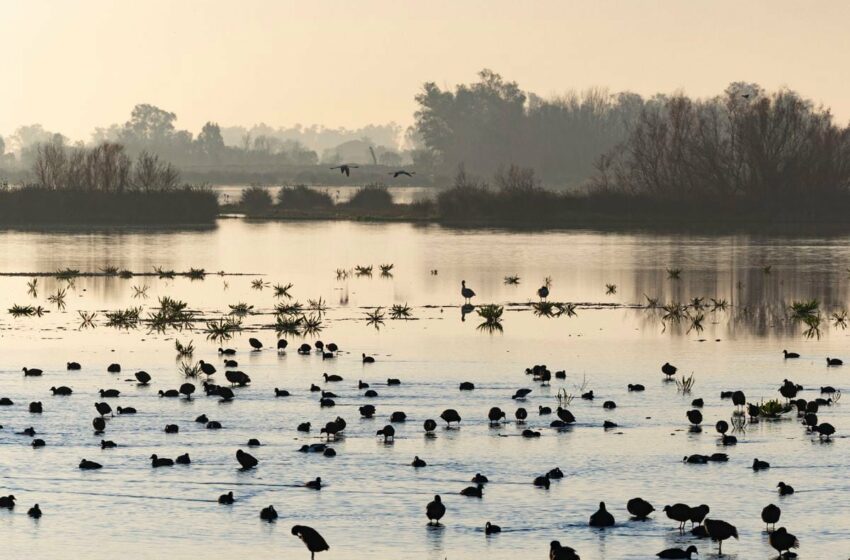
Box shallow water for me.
[1,220,849,559]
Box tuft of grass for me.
[687,312,705,334]
[662,302,686,322]
[335,268,349,280]
[179,360,201,378]
[251,278,269,290]
[78,310,97,328]
[355,265,373,277]
[758,398,791,419]
[301,313,324,335]
[389,303,413,319]
[666,267,681,279]
[504,275,520,285]
[532,301,558,318]
[802,314,822,340]
[26,278,38,297]
[187,268,206,280]
[644,294,659,308]
[832,310,848,329]
[307,297,328,313]
[9,303,37,317]
[175,339,195,357]
[273,282,294,298]
[365,307,386,329]
[275,301,303,315]
[274,314,303,336]
[132,284,149,299]
[789,299,819,320]
[556,302,578,317]
[476,304,504,325]
[105,307,142,328]
[118,269,134,279]
[710,298,728,311]
[55,268,80,280]
[605,283,617,295]
[48,288,67,310]
[154,266,176,279]
[99,266,119,276]
[380,263,394,276]
[675,373,696,394]
[204,316,242,342]
[228,302,254,316]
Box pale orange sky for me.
[2,0,849,142]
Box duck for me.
[628,383,645,392]
[412,456,427,468]
[218,347,236,355]
[100,440,117,449]
[260,505,278,521]
[813,422,835,440]
[556,407,576,424]
[488,407,506,425]
[236,449,258,469]
[274,388,291,397]
[195,414,208,423]
[589,502,615,527]
[27,504,42,519]
[358,380,370,389]
[164,424,179,434]
[459,381,475,391]
[291,525,330,558]
[627,497,655,520]
[277,339,288,352]
[515,407,528,422]
[485,521,501,535]
[323,373,343,382]
[656,546,697,559]
[107,363,121,373]
[29,402,42,413]
[66,362,81,370]
[224,359,237,368]
[661,362,677,378]
[423,419,437,433]
[218,491,234,505]
[176,453,191,464]
[305,477,322,490]
[198,361,216,376]
[31,439,46,448]
[461,280,476,304]
[549,541,580,560]
[664,503,692,530]
[472,473,489,484]
[22,367,43,377]
[362,353,375,364]
[703,518,738,554]
[150,454,173,467]
[92,418,105,433]
[95,402,112,417]
[539,405,552,415]
[783,350,800,359]
[387,378,401,386]
[0,495,15,509]
[377,425,395,442]
[522,429,541,438]
[364,389,378,397]
[512,388,533,400]
[359,405,376,418]
[753,458,770,470]
[460,483,483,497]
[691,398,704,407]
[426,495,445,525]
[826,357,843,366]
[686,409,703,426]
[248,338,263,350]
[689,504,709,527]
[98,389,120,398]
[547,467,564,479]
[297,422,311,432]
[777,481,795,495]
[440,409,461,426]
[134,371,151,385]
[761,503,781,531]
[79,459,102,470]
[390,411,407,422]
[533,474,551,489]
[247,438,261,447]
[50,386,72,396]
[769,527,799,557]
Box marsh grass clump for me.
[504,275,520,285]
[48,288,67,310]
[228,302,254,316]
[758,399,791,419]
[204,317,242,342]
[675,373,696,394]
[789,299,819,320]
[275,301,303,316]
[105,307,142,328]
[273,283,293,298]
[335,268,349,280]
[26,278,38,297]
[132,284,149,299]
[832,309,848,329]
[239,185,273,214]
[555,302,578,317]
[355,265,373,277]
[307,297,328,313]
[687,312,705,334]
[9,304,37,317]
[251,278,269,290]
[666,267,682,279]
[662,302,686,322]
[710,298,728,311]
[179,360,201,378]
[175,339,195,357]
[605,283,617,295]
[532,301,558,318]
[55,268,80,280]
[802,314,822,339]
[380,263,394,276]
[556,388,575,407]
[274,314,303,336]
[476,304,504,331]
[643,294,659,308]
[301,313,323,335]
[276,185,334,210]
[365,307,386,329]
[186,268,206,280]
[99,266,119,276]
[78,310,96,328]
[119,269,134,279]
[154,266,176,279]
[389,303,413,319]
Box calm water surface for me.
[1,220,849,559]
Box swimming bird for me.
[761,503,781,531]
[387,378,401,386]
[79,459,102,470]
[769,527,799,557]
[777,481,795,495]
[661,362,677,378]
[22,367,43,376]
[176,453,191,464]
[390,411,407,422]
[423,419,437,433]
[412,456,426,468]
[275,388,291,397]
[100,439,117,449]
[515,407,528,422]
[703,518,738,554]
[484,521,501,535]
[218,491,234,504]
[627,497,655,520]
[198,361,216,376]
[426,495,445,525]
[323,373,343,382]
[164,424,179,434]
[589,502,615,527]
[150,454,173,468]
[656,546,697,559]
[459,381,475,391]
[159,389,179,398]
[99,389,120,398]
[67,362,81,370]
[362,353,375,364]
[556,407,576,424]
[135,371,151,385]
[783,350,800,359]
[753,458,770,471]
[291,525,330,559]
[460,483,483,498]
[31,439,45,448]
[260,505,278,521]
[813,422,835,440]
[326,343,338,353]
[92,418,105,433]
[440,409,461,426]
[277,339,288,352]
[0,495,15,509]
[305,477,322,490]
[827,357,843,366]
[298,422,311,432]
[236,449,258,469]
[549,541,580,560]
[461,280,476,304]
[364,389,378,397]
[330,164,358,177]
[27,504,41,519]
[389,170,415,178]
[218,347,236,355]
[248,338,263,350]
[628,384,645,392]
[539,406,552,415]
[107,363,121,373]
[298,343,312,355]
[488,407,506,425]
[50,386,72,396]
[534,474,551,488]
[179,383,195,399]
[512,388,533,400]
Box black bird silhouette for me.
[277,339,288,351]
[769,527,799,556]
[377,425,395,442]
[27,504,42,518]
[292,525,330,559]
[0,495,15,509]
[689,504,709,527]
[753,458,770,471]
[305,477,322,490]
[703,518,738,554]
[176,453,191,464]
[248,338,263,350]
[549,541,580,560]
[484,521,501,535]
[362,353,375,364]
[218,347,236,355]
[99,389,120,398]
[150,454,173,467]
[661,362,677,378]
[426,495,445,525]
[628,383,645,392]
[236,449,258,469]
[589,501,615,527]
[107,363,121,373]
[330,164,358,177]
[423,418,437,433]
[179,383,195,399]
[440,409,461,426]
[783,349,800,359]
[777,481,795,495]
[761,503,781,531]
[218,491,234,504]
[92,417,106,433]
[260,505,278,521]
[389,170,415,178]
[656,545,697,559]
[813,422,835,440]
[22,367,43,377]
[826,357,843,366]
[50,386,72,396]
[67,362,81,370]
[79,459,102,470]
[198,361,216,376]
[460,483,483,497]
[664,503,692,531]
[412,456,426,468]
[135,371,151,385]
[461,280,476,304]
[488,407,506,425]
[537,285,549,300]
[627,497,655,520]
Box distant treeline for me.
[0,142,217,224]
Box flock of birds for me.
[0,280,844,559]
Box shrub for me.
[239,185,273,213]
[276,185,334,210]
[345,184,394,210]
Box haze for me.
[3,0,850,141]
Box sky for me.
[2,0,850,142]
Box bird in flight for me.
[330,164,359,177]
[389,170,415,178]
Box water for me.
[1,220,849,559]
[212,184,434,205]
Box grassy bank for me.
[0,186,218,225]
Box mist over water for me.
[1,221,849,559]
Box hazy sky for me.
[3,0,849,142]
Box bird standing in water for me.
[461,280,476,304]
[291,525,330,558]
